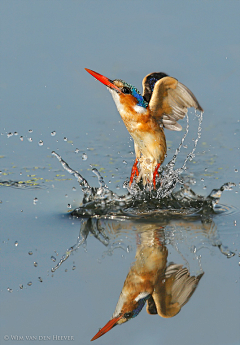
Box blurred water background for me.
[1,1,240,345]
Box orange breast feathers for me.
[117,93,161,138]
[117,93,167,165]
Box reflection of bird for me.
[85,69,203,187]
[91,233,203,341]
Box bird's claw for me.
[129,159,139,186]
[153,163,161,189]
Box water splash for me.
[50,109,238,271]
[156,111,202,199]
[51,110,218,219]
[51,218,90,272]
[50,150,236,272]
[52,150,235,219]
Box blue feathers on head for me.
[131,88,148,108]
[132,295,150,318]
[118,79,148,108]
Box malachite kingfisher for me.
[85,68,203,188]
[91,229,203,341]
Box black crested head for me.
[143,72,168,102]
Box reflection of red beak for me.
[85,68,122,93]
[91,315,122,341]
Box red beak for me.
[91,315,122,341]
[85,68,122,93]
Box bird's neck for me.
[108,89,148,124]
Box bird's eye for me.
[124,312,133,318]
[122,87,131,94]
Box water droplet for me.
[72,266,76,270]
[51,256,56,262]
[204,168,208,171]
[7,132,13,138]
[72,187,76,191]
[19,284,23,289]
[14,241,18,247]
[51,131,56,136]
[38,140,43,146]
[27,282,32,286]
[234,169,238,172]
[28,251,33,255]
[33,262,38,267]
[203,186,207,189]
[219,245,235,258]
[20,136,23,141]
[65,269,68,272]
[33,197,38,205]
[82,153,87,160]
[190,245,197,253]
[75,148,79,153]
[65,194,68,198]
[7,287,13,293]
[67,204,71,209]
[28,129,33,133]
[38,277,43,282]
[123,160,127,165]
[201,178,204,181]
[63,137,67,141]
[14,131,18,135]
[28,137,33,142]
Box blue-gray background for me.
[1,1,239,345]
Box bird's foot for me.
[153,163,161,189]
[129,159,139,186]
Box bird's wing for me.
[164,264,204,309]
[146,76,203,131]
[152,264,204,318]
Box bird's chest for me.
[119,107,151,134]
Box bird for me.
[85,68,203,188]
[91,229,204,341]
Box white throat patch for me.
[108,89,124,113]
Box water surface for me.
[1,1,240,345]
